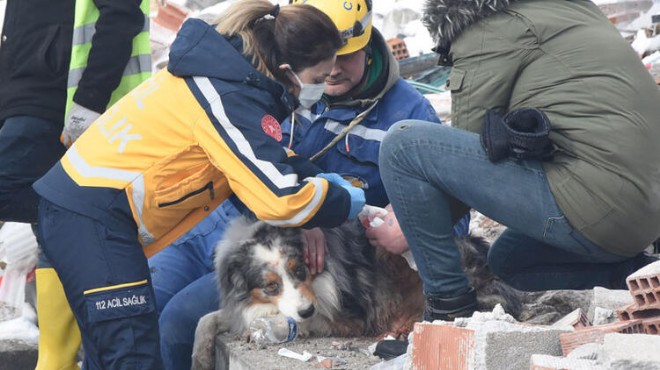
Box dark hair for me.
[214,0,342,85]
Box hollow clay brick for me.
[411,323,474,370]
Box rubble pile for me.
[407,261,660,370]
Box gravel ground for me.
[218,333,387,370]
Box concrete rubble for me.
[1,0,660,368]
[4,271,660,369]
[176,267,660,370]
[3,215,660,369]
[173,270,660,370]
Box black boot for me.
[373,288,479,360]
[423,287,478,322]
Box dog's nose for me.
[298,305,315,319]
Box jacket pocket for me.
[334,136,382,197]
[447,68,466,92]
[447,68,467,126]
[335,136,379,166]
[154,163,218,210]
[18,25,70,78]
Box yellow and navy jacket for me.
[34,19,351,257]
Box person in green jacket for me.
[379,0,660,322]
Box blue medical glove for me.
[316,173,365,220]
[316,173,350,187]
[343,185,366,220]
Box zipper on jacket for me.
[158,181,215,208]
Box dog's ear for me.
[220,253,247,292]
[219,248,250,302]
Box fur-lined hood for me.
[422,0,518,50]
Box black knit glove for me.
[481,108,555,163]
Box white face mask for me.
[290,69,326,109]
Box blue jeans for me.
[149,201,240,370]
[0,116,66,222]
[379,120,630,296]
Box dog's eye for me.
[294,265,306,280]
[263,282,280,295]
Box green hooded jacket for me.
[423,0,660,256]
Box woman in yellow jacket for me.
[33,1,363,368]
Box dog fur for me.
[191,216,521,370]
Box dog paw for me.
[191,311,224,370]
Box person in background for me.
[379,0,660,323]
[0,0,151,369]
[150,0,470,368]
[33,0,362,367]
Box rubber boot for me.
[35,267,82,370]
[423,287,478,322]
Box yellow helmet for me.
[291,0,373,55]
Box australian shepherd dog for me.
[191,216,521,369]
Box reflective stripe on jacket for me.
[66,0,152,115]
[281,28,441,207]
[282,78,440,207]
[35,19,351,257]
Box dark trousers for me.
[0,116,66,222]
[36,198,164,370]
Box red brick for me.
[411,323,474,370]
[627,263,660,310]
[559,320,643,356]
[530,365,556,370]
[552,308,591,329]
[386,38,410,61]
[153,2,189,32]
[616,303,660,321]
[642,317,660,335]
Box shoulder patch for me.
[261,115,282,142]
[342,175,369,190]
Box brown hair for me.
[214,0,342,86]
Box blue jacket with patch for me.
[282,79,439,207]
[281,27,469,235]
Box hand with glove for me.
[316,173,365,221]
[481,107,555,163]
[364,204,409,255]
[61,102,101,147]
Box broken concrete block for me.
[559,320,644,356]
[587,287,633,323]
[591,307,617,326]
[529,354,599,370]
[600,333,660,369]
[566,343,600,360]
[0,340,37,370]
[471,321,569,370]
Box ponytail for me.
[214,0,341,84]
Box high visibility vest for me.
[65,0,152,116]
